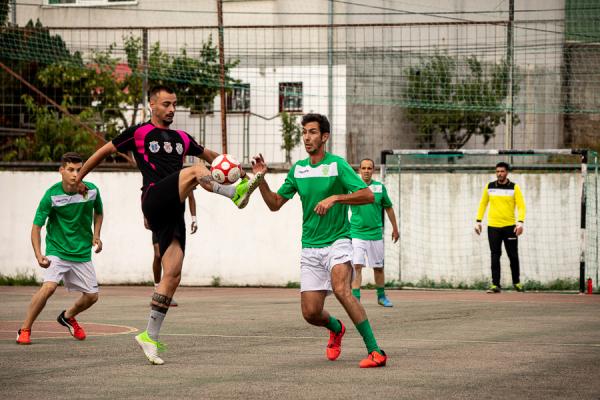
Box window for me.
[279,82,303,113]
[227,84,250,113]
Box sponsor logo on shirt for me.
[51,189,97,207]
[149,141,160,153]
[370,184,383,193]
[488,188,514,197]
[294,162,339,179]
[164,142,173,153]
[176,143,183,155]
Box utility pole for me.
[327,0,334,153]
[217,0,228,153]
[11,0,17,25]
[504,0,514,150]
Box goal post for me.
[380,149,599,292]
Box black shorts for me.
[142,171,186,256]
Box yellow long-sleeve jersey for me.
[476,180,526,228]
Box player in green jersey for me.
[16,153,104,345]
[350,158,399,307]
[251,113,388,368]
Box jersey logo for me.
[370,184,383,193]
[149,141,160,153]
[176,143,183,155]
[294,162,339,178]
[164,142,173,153]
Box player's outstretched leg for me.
[232,172,265,209]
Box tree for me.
[2,29,239,161]
[405,53,519,149]
[280,111,302,164]
[2,95,98,162]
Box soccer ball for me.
[211,154,241,184]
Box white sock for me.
[147,309,166,341]
[211,182,236,199]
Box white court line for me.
[160,333,600,348]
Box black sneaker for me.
[486,285,501,293]
[514,283,525,292]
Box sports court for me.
[1,286,599,399]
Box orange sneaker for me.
[359,349,387,368]
[326,321,345,361]
[16,328,31,345]
[57,310,86,340]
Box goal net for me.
[381,149,599,291]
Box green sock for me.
[352,288,361,300]
[325,315,342,334]
[376,287,385,299]
[356,319,380,354]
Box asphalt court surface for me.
[1,286,599,399]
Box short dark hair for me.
[360,158,375,168]
[149,85,175,100]
[301,113,330,134]
[496,161,510,171]
[61,152,82,166]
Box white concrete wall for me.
[0,170,303,285]
[3,170,595,286]
[383,171,597,287]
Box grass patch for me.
[361,277,577,291]
[285,281,300,288]
[0,273,41,286]
[210,276,222,287]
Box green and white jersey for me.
[350,180,393,240]
[33,181,103,262]
[277,152,367,248]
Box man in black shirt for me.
[76,85,263,364]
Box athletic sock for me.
[376,287,385,299]
[211,181,236,199]
[352,288,361,300]
[356,319,381,354]
[325,315,342,334]
[147,309,167,341]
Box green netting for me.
[381,150,599,290]
[1,2,599,163]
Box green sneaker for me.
[135,330,165,365]
[514,283,525,292]
[486,285,501,293]
[232,173,265,209]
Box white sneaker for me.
[135,330,165,365]
[170,298,178,307]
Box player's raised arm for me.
[251,153,288,211]
[76,142,118,194]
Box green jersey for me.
[33,181,103,262]
[350,180,393,240]
[277,152,367,248]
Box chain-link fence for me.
[1,1,599,164]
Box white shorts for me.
[300,238,353,293]
[352,238,384,268]
[44,256,99,293]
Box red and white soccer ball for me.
[211,154,241,184]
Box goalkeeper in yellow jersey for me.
[475,162,526,293]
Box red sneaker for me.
[57,310,86,340]
[326,321,346,361]
[359,349,387,368]
[16,328,31,345]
